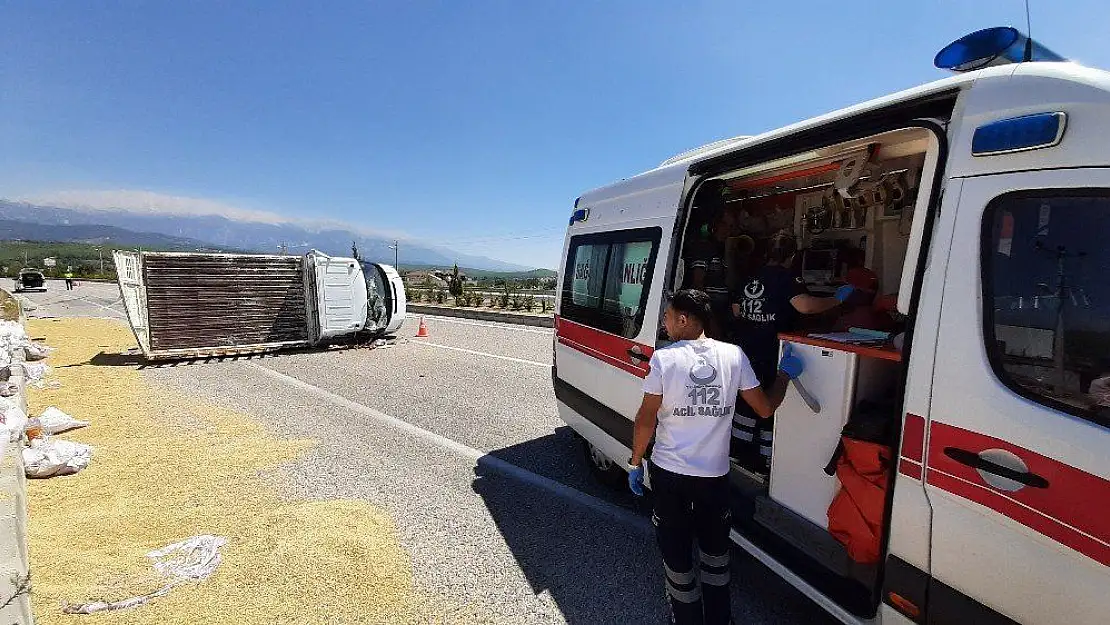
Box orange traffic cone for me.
[416,317,428,338]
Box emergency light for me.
[569,208,589,225]
[972,112,1066,156]
[934,26,1064,72]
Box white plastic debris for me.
[37,406,89,435]
[62,535,227,614]
[30,379,62,390]
[20,362,50,382]
[22,437,93,478]
[0,381,19,397]
[23,343,54,361]
[1,403,27,444]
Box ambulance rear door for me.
[926,167,1110,624]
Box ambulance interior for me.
[675,127,934,613]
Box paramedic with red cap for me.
[627,289,803,625]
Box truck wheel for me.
[581,438,627,490]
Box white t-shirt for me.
[643,338,760,477]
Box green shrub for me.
[435,289,448,304]
[522,295,535,311]
[497,288,512,309]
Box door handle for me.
[943,447,1049,489]
[627,347,649,362]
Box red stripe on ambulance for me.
[926,421,1110,566]
[555,316,653,379]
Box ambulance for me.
[552,28,1109,624]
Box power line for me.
[424,228,565,246]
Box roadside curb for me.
[408,304,554,328]
[0,289,32,625]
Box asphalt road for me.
[17,279,129,321]
[20,282,837,624]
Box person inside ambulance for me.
[683,180,735,337]
[1090,365,1110,420]
[729,233,854,475]
[627,289,803,625]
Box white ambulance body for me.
[553,32,1109,625]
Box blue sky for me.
[3,1,1110,269]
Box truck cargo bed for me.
[115,251,312,359]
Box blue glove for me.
[779,344,804,380]
[835,284,855,303]
[628,464,645,496]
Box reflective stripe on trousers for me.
[699,549,731,587]
[760,429,773,457]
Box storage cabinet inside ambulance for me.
[668,126,946,618]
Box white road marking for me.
[22,292,127,319]
[412,339,550,368]
[421,314,553,335]
[247,362,650,533]
[76,296,126,317]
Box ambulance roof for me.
[579,62,1110,205]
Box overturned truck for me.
[114,250,406,360]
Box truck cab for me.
[553,30,1110,625]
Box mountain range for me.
[0,200,534,272]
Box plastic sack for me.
[1,404,28,444]
[62,535,227,614]
[38,406,89,435]
[22,437,93,478]
[20,362,50,382]
[23,343,54,361]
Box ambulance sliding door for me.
[926,169,1110,624]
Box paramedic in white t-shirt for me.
[627,289,802,625]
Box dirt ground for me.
[24,318,485,624]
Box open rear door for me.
[112,250,151,355]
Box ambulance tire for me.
[581,438,627,490]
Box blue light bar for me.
[934,26,1065,72]
[569,208,589,225]
[972,112,1066,156]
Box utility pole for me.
[387,240,399,269]
[96,247,104,273]
[278,241,288,255]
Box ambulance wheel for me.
[582,439,626,490]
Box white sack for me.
[1,404,27,443]
[22,437,93,478]
[23,343,54,361]
[62,535,227,614]
[38,406,89,435]
[20,362,50,381]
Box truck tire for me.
[581,438,627,490]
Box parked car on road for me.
[14,269,46,293]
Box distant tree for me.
[351,240,361,260]
[448,263,464,297]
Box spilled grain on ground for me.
[25,318,486,624]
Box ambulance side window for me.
[982,191,1110,427]
[561,228,661,338]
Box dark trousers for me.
[650,462,732,625]
[730,352,777,472]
